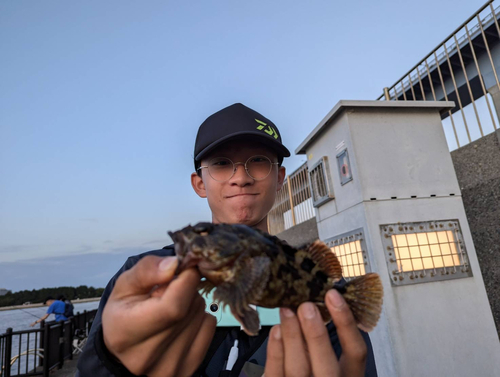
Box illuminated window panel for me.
[380,220,472,286]
[325,229,370,281]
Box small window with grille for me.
[309,156,334,207]
[380,220,472,286]
[324,229,370,280]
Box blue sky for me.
[0,0,487,292]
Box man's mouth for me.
[225,193,259,198]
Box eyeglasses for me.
[197,155,279,182]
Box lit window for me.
[325,229,370,280]
[381,220,472,286]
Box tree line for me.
[0,285,105,307]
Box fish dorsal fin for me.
[306,240,342,281]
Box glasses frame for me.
[197,155,279,182]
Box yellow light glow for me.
[391,230,460,272]
[331,240,366,278]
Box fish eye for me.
[193,223,212,235]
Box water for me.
[0,301,100,333]
[0,301,100,375]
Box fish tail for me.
[341,273,383,332]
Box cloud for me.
[0,244,170,292]
[79,218,99,223]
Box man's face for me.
[191,140,286,230]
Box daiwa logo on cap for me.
[255,119,278,139]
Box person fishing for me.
[77,103,378,377]
[30,296,68,326]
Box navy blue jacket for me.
[77,246,378,377]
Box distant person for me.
[57,294,75,318]
[30,296,68,326]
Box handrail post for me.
[4,328,12,377]
[287,175,296,227]
[39,320,45,369]
[383,87,391,100]
[43,323,50,377]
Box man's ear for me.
[191,172,207,198]
[276,166,286,191]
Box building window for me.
[309,156,334,207]
[380,220,472,286]
[324,229,370,280]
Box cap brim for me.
[195,131,291,161]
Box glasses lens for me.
[246,155,272,180]
[208,157,234,181]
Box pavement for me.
[52,354,79,377]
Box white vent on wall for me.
[309,156,335,207]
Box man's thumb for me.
[113,256,178,296]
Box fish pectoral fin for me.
[198,280,216,296]
[315,303,332,324]
[231,305,260,336]
[213,256,271,336]
[306,240,343,281]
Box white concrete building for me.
[296,100,500,377]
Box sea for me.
[0,301,100,375]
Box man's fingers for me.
[297,303,339,377]
[279,308,311,377]
[326,290,367,377]
[263,325,284,377]
[176,312,217,377]
[114,256,179,297]
[156,268,202,322]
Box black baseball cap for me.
[194,103,291,166]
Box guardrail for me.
[269,162,315,235]
[378,0,500,150]
[0,309,97,377]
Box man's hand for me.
[102,255,216,377]
[264,289,367,377]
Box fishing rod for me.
[18,307,46,319]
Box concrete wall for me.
[450,129,500,338]
[276,217,319,247]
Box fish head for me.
[168,222,249,282]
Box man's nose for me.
[230,162,253,183]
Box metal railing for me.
[0,309,97,377]
[379,0,500,150]
[268,162,315,235]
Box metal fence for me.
[268,162,315,235]
[379,0,500,150]
[0,310,97,377]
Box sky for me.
[0,0,489,292]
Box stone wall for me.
[450,129,500,338]
[276,217,319,247]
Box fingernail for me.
[159,257,177,271]
[273,325,281,340]
[280,307,295,318]
[327,290,345,311]
[301,303,317,319]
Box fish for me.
[169,222,383,336]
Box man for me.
[77,103,377,376]
[30,296,68,326]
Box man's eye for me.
[211,160,230,167]
[249,156,267,163]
